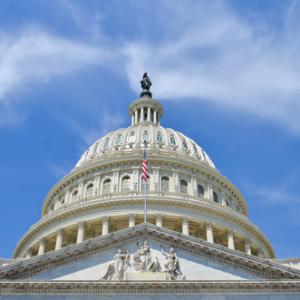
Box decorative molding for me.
[0,280,300,295]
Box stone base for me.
[124,271,165,280]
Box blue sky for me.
[0,0,300,259]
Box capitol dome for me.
[13,74,274,260]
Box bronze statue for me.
[140,72,152,98]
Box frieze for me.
[0,280,300,295]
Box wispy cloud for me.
[122,1,300,134]
[0,27,108,105]
[2,1,300,135]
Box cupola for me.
[129,73,164,126]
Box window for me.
[193,143,199,156]
[143,131,149,143]
[156,132,163,143]
[115,134,122,145]
[103,179,111,194]
[169,135,176,145]
[161,176,169,192]
[72,190,78,201]
[86,183,93,197]
[102,138,109,151]
[128,131,136,143]
[60,196,65,205]
[121,176,130,191]
[182,139,188,150]
[197,185,204,197]
[213,191,219,203]
[180,179,188,193]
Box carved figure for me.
[140,73,152,98]
[132,240,161,272]
[132,240,152,272]
[102,249,130,280]
[140,72,152,91]
[161,247,185,280]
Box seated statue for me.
[132,240,161,272]
[161,247,185,280]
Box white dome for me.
[75,123,216,169]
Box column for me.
[227,230,235,250]
[156,215,163,227]
[206,223,214,243]
[182,218,189,235]
[147,107,151,122]
[76,222,85,244]
[244,239,252,255]
[78,182,84,200]
[102,217,109,236]
[131,114,134,126]
[141,107,144,122]
[135,110,138,124]
[128,214,136,227]
[55,229,63,250]
[220,192,226,207]
[204,184,213,201]
[154,111,157,124]
[38,239,45,256]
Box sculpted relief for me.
[101,241,185,281]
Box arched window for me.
[72,190,78,201]
[86,183,93,197]
[182,139,188,150]
[142,131,149,143]
[180,179,188,194]
[102,138,109,151]
[103,179,111,194]
[156,132,163,144]
[197,185,204,197]
[169,135,176,145]
[115,134,122,145]
[121,176,130,191]
[161,176,169,192]
[128,131,136,143]
[213,191,219,203]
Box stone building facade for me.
[0,74,300,299]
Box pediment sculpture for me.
[101,241,185,280]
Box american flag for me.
[142,141,148,182]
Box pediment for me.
[0,224,299,281]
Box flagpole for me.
[143,141,147,223]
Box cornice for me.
[14,196,273,258]
[1,280,300,295]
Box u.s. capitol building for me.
[0,74,299,299]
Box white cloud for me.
[2,1,300,135]
[0,27,108,104]
[123,1,300,134]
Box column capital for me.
[181,217,190,225]
[227,229,235,236]
[205,222,215,229]
[56,228,63,235]
[156,214,163,221]
[102,216,109,223]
